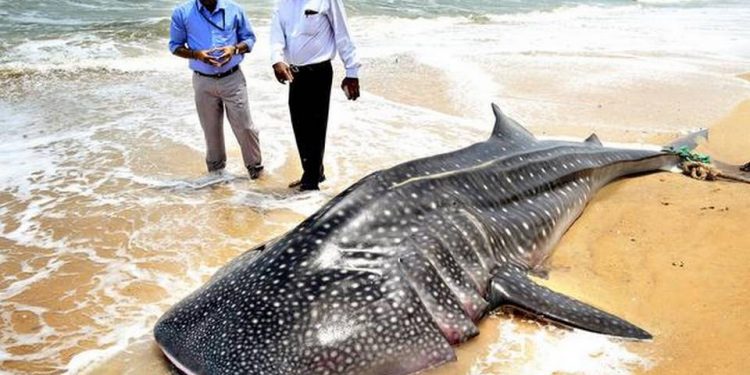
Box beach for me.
[1,0,749,374]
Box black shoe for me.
[288,174,326,188]
[248,165,264,180]
[298,184,320,192]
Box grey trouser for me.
[192,68,261,172]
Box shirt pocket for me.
[301,13,326,35]
[300,0,326,35]
[216,16,239,45]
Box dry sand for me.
[75,101,750,375]
[426,100,750,375]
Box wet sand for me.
[3,55,749,374]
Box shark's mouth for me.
[158,344,199,375]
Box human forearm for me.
[235,41,249,55]
[328,0,360,78]
[173,46,196,59]
[270,43,285,65]
[269,8,286,65]
[236,10,256,54]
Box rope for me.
[680,161,720,181]
[663,146,716,181]
[664,146,750,183]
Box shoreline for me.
[2,4,750,371]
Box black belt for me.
[290,60,331,74]
[194,65,239,79]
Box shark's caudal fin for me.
[665,129,707,151]
[490,103,536,144]
[664,129,750,183]
[487,265,652,340]
[713,160,750,183]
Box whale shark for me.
[154,104,686,375]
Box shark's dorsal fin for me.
[585,133,603,146]
[491,103,536,143]
[488,265,651,340]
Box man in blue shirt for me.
[169,0,263,179]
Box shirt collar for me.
[196,0,226,13]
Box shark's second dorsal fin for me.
[488,265,652,340]
[491,103,536,144]
[585,133,603,146]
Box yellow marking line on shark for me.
[390,158,505,189]
[389,144,613,189]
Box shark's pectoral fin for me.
[487,265,652,340]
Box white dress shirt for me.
[270,0,361,78]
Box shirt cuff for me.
[169,43,182,54]
[345,66,359,78]
[270,51,285,66]
[239,40,255,53]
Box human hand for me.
[193,49,224,67]
[272,62,294,84]
[211,45,237,66]
[341,77,360,101]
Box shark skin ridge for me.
[154,104,681,375]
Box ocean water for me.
[1,0,749,374]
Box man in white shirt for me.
[270,0,361,191]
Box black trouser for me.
[289,60,333,189]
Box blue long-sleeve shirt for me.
[169,0,256,75]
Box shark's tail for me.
[664,129,708,151]
[712,160,750,183]
[664,130,750,184]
